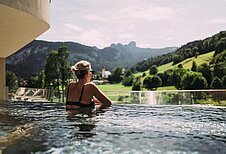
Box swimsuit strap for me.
[78,85,85,102]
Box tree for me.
[161,69,174,86]
[212,50,226,79]
[169,68,187,89]
[142,72,146,77]
[44,46,71,102]
[191,75,208,89]
[143,76,152,90]
[197,63,212,87]
[45,50,59,88]
[124,70,133,77]
[39,71,45,88]
[222,75,226,88]
[191,61,197,72]
[26,71,45,88]
[195,52,199,58]
[172,55,180,65]
[149,65,158,75]
[108,66,124,83]
[210,77,222,89]
[27,74,42,88]
[122,75,134,86]
[181,72,202,90]
[132,76,141,91]
[6,71,18,91]
[143,75,162,90]
[57,46,71,102]
[215,41,225,56]
[213,63,225,79]
[178,64,183,69]
[152,75,162,89]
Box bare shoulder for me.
[85,82,97,87]
[85,82,99,90]
[68,82,77,89]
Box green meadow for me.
[97,83,177,91]
[100,51,214,92]
[97,83,132,91]
[158,51,214,73]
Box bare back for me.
[67,82,93,104]
[67,82,112,107]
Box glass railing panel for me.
[7,87,226,106]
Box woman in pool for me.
[66,60,112,110]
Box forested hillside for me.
[6,40,176,78]
[132,31,226,72]
[120,31,226,91]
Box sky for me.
[38,0,226,49]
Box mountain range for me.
[6,40,177,78]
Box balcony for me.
[0,0,50,57]
[0,0,50,100]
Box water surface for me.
[0,101,226,153]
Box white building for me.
[102,68,111,79]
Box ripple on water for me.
[0,102,226,153]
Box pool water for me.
[0,101,226,153]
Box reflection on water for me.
[66,110,97,139]
[0,101,226,153]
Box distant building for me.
[102,68,111,79]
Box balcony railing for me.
[6,87,226,106]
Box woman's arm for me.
[93,96,102,105]
[91,83,112,107]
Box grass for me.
[134,71,147,77]
[196,99,226,106]
[133,51,214,78]
[157,86,177,90]
[135,51,215,75]
[181,51,214,69]
[97,83,177,91]
[158,62,174,73]
[97,83,132,91]
[158,51,214,73]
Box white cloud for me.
[116,2,175,21]
[38,0,226,48]
[64,23,83,32]
[85,14,106,22]
[79,29,107,47]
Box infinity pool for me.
[0,101,226,153]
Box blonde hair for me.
[71,60,92,79]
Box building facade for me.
[0,0,50,100]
